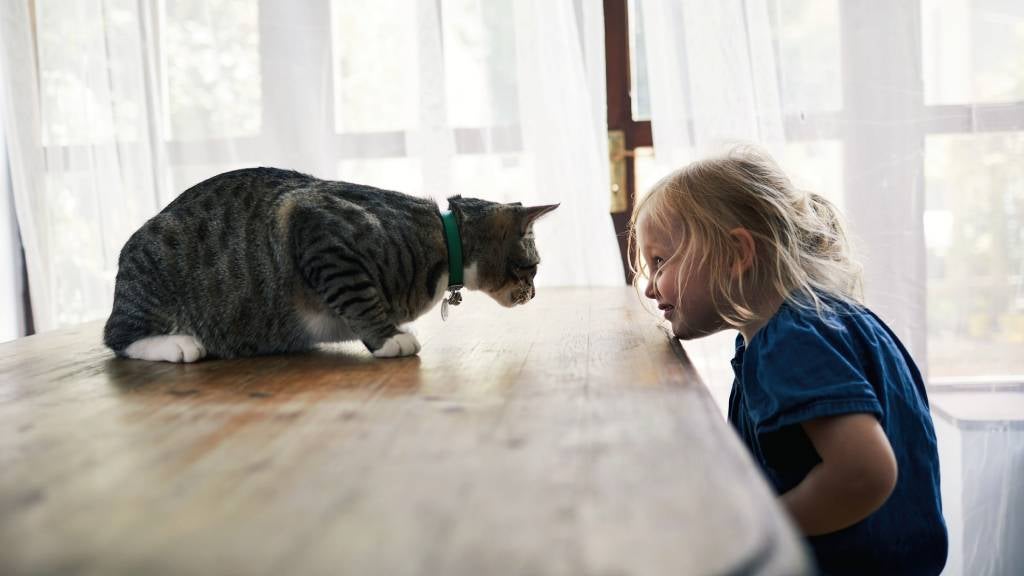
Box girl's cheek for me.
[649,273,662,299]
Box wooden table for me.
[0,288,809,575]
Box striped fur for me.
[103,167,556,361]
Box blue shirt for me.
[728,297,947,575]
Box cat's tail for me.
[104,292,207,362]
[104,299,172,355]
[103,268,176,355]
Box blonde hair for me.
[629,145,863,328]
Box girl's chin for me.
[670,320,719,340]
[672,328,699,340]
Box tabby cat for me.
[103,168,557,362]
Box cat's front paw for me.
[372,332,421,358]
[124,335,207,363]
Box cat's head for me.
[448,197,559,308]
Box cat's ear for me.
[524,204,559,225]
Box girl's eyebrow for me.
[646,241,668,254]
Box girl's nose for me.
[644,280,656,300]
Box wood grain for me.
[0,287,809,575]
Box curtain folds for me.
[0,0,624,332]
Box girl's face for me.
[638,214,726,340]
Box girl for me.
[630,147,947,575]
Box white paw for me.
[124,335,207,363]
[372,332,421,358]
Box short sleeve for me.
[744,308,883,435]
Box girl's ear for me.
[729,228,755,276]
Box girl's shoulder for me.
[750,293,872,354]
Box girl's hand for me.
[780,413,898,536]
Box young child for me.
[630,147,947,575]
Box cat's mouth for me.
[510,285,535,306]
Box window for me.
[331,0,418,133]
[442,0,519,128]
[923,0,1024,105]
[921,1,1024,382]
[610,0,1024,384]
[925,133,1024,379]
[164,0,261,140]
[158,0,526,195]
[770,0,842,116]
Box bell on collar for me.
[441,287,463,321]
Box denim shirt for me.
[728,297,947,575]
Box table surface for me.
[0,287,809,575]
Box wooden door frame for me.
[604,0,651,284]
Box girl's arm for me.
[780,413,898,536]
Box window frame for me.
[605,0,1024,384]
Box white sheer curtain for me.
[640,0,785,165]
[637,1,1024,574]
[640,0,924,363]
[0,61,27,343]
[0,0,623,333]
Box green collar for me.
[441,211,463,288]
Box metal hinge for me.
[608,130,635,214]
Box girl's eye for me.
[653,257,664,267]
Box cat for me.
[103,167,557,362]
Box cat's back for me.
[126,167,430,256]
[161,167,316,215]
[114,167,319,282]
[162,167,431,219]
